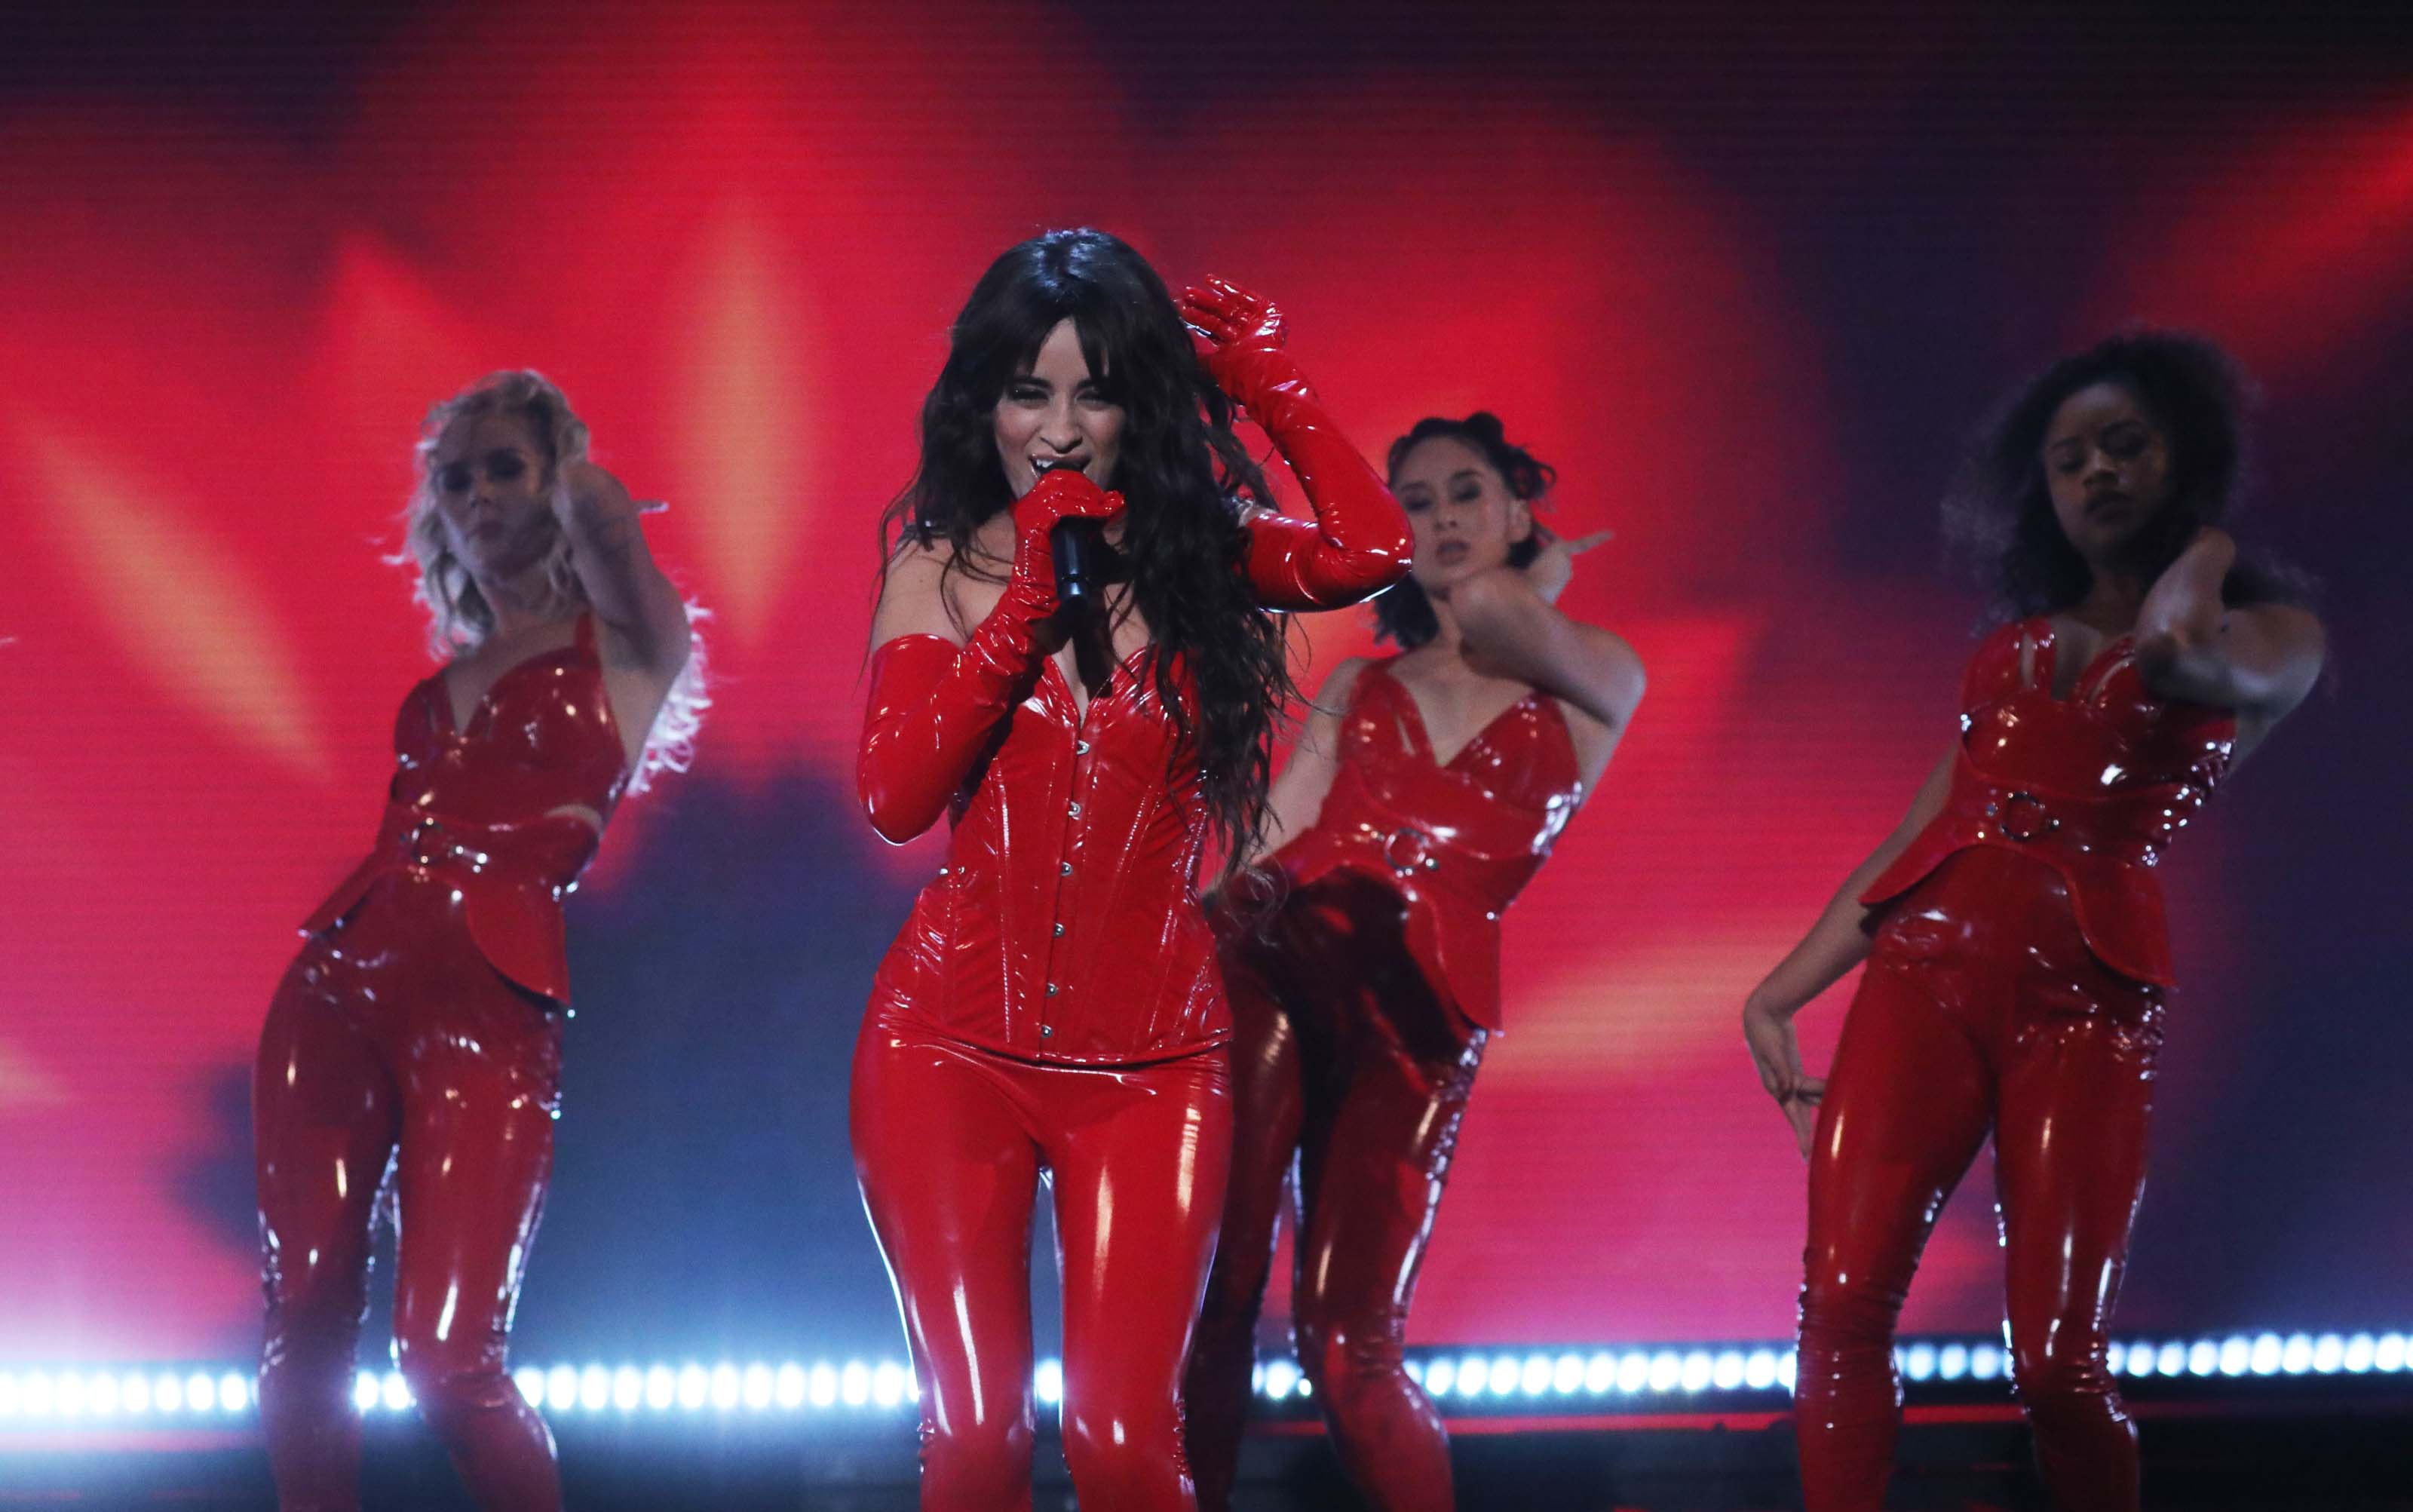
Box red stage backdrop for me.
[3,2,2408,1366]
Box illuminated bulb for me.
[775,1363,807,1409]
[612,1366,642,1411]
[872,1361,906,1409]
[743,1363,774,1410]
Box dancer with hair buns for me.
[1184,412,1645,1512]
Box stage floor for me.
[7,1394,2411,1510]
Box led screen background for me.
[2,2,2409,1368]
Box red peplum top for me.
[1265,659,1584,1032]
[301,614,627,1004]
[1860,616,2236,986]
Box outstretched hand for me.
[1525,528,1613,605]
[1742,998,1825,1159]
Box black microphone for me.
[1039,459,1105,618]
[1050,516,1105,619]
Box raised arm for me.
[857,471,1122,843]
[2133,526,2325,740]
[1740,747,1957,1156]
[553,460,691,676]
[1447,538,1645,744]
[1247,658,1369,865]
[1176,278,1412,611]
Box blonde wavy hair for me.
[399,370,708,795]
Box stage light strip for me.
[0,1333,2405,1423]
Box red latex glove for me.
[1178,277,1412,609]
[858,471,1122,842]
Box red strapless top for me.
[1268,659,1584,1031]
[1861,617,2236,986]
[301,615,628,1004]
[869,645,1226,1065]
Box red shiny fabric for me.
[304,615,626,1004]
[1798,846,2160,1512]
[1861,618,2234,986]
[851,1010,1231,1512]
[256,876,565,1512]
[866,638,1228,1063]
[1798,621,2237,1511]
[256,617,627,1511]
[1185,661,1581,1511]
[1267,660,1581,1030]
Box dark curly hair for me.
[1943,330,2301,621]
[1373,412,1553,649]
[878,228,1293,871]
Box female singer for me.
[1185,413,1646,1512]
[1741,333,2324,1511]
[254,371,701,1511]
[852,228,1412,1510]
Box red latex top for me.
[302,615,627,1003]
[1860,616,2236,986]
[1267,659,1583,1030]
[866,638,1228,1064]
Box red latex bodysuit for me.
[255,615,626,1512]
[1185,659,1584,1512]
[852,296,1411,1512]
[1796,618,2234,1512]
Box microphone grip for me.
[1051,517,1103,613]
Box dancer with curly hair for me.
[1741,333,2326,1511]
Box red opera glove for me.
[857,470,1123,842]
[1178,276,1412,610]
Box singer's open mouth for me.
[1033,455,1090,474]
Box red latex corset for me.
[302,615,628,1004]
[1860,617,2236,986]
[1266,660,1584,1030]
[867,642,1227,1064]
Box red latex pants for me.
[254,876,563,1512]
[1185,875,1486,1512]
[1797,846,2163,1512]
[851,1009,1232,1511]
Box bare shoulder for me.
[871,534,966,648]
[1315,655,1375,702]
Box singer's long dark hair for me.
[1942,330,2307,622]
[879,228,1293,872]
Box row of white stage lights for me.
[0,1333,2405,1421]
